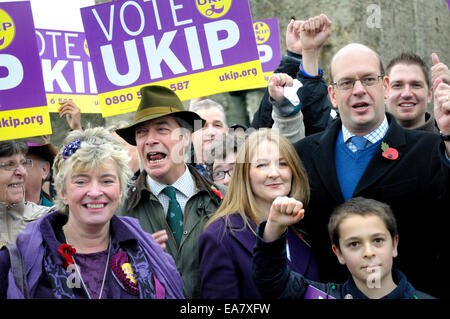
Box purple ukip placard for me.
[80,0,262,95]
[254,18,282,74]
[0,1,46,111]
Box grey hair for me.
[0,140,28,158]
[190,99,227,126]
[52,127,134,213]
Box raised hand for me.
[263,196,305,242]
[58,101,82,130]
[431,53,450,85]
[433,78,450,156]
[300,13,332,52]
[268,73,294,101]
[286,18,304,55]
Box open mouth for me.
[147,152,167,164]
[352,102,370,109]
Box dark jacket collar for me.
[311,113,408,202]
[126,164,222,210]
[342,268,417,299]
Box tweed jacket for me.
[293,112,450,298]
[117,165,225,299]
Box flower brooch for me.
[58,243,76,269]
[381,142,398,160]
[110,251,139,295]
[62,139,81,159]
[210,185,224,205]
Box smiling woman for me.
[0,127,184,299]
[0,140,54,248]
[198,128,319,298]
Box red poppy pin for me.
[381,142,398,160]
[210,186,224,200]
[58,243,76,269]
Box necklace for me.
[66,232,112,299]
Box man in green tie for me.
[116,85,226,299]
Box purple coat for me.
[198,214,320,299]
[0,211,183,299]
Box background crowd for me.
[1,12,450,300]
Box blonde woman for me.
[198,129,319,298]
[0,127,183,299]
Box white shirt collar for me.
[146,164,195,198]
[342,116,389,145]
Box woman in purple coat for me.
[198,129,320,298]
[0,127,183,299]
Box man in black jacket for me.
[289,40,450,298]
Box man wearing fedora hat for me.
[116,85,226,299]
[24,140,58,207]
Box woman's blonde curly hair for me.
[52,126,134,213]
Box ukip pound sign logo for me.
[0,8,24,91]
[253,21,271,45]
[0,9,15,50]
[196,0,232,19]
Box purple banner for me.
[36,28,97,96]
[0,1,46,110]
[254,18,282,73]
[80,0,260,94]
[304,285,336,299]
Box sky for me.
[0,0,95,31]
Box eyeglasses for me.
[211,168,233,181]
[331,75,384,90]
[0,159,33,171]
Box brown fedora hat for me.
[116,85,205,145]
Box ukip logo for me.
[253,21,271,45]
[0,9,15,50]
[83,39,90,57]
[196,0,232,19]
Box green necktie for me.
[163,186,183,246]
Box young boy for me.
[252,196,434,299]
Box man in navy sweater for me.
[268,16,450,298]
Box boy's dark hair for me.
[386,52,431,89]
[0,140,28,158]
[328,197,398,249]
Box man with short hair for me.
[385,52,438,133]
[270,41,450,298]
[116,85,225,299]
[190,99,229,166]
